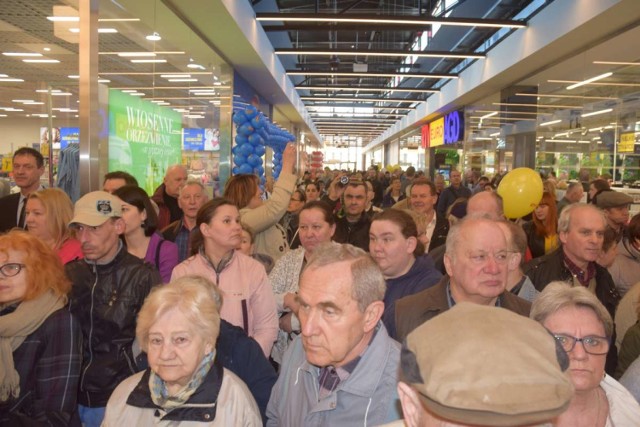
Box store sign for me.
[421,125,429,148]
[619,132,635,153]
[430,117,444,147]
[443,110,464,145]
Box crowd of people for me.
[1,144,640,426]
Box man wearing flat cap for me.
[383,303,573,427]
[395,215,531,342]
[267,242,401,426]
[524,203,620,373]
[65,191,161,426]
[597,190,634,242]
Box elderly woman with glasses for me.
[531,281,640,426]
[103,275,261,426]
[0,230,82,425]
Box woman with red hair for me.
[522,191,559,258]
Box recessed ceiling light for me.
[0,78,24,82]
[162,74,191,78]
[98,79,110,83]
[23,59,60,63]
[130,92,145,96]
[68,75,79,79]
[146,32,161,41]
[51,92,72,96]
[43,47,51,52]
[168,78,198,82]
[69,28,80,33]
[187,63,205,70]
[581,108,613,118]
[47,16,79,22]
[3,52,43,57]
[566,72,613,90]
[540,119,562,126]
[98,28,118,33]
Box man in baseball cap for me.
[596,190,634,242]
[392,302,573,427]
[66,191,161,426]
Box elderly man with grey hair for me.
[557,181,585,214]
[152,164,188,229]
[266,242,402,426]
[524,203,620,373]
[395,215,531,343]
[161,179,209,262]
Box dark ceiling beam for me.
[288,70,457,79]
[255,13,526,29]
[277,48,484,59]
[262,24,424,32]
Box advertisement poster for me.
[108,89,182,195]
[182,128,220,152]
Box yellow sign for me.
[429,117,444,147]
[619,132,635,153]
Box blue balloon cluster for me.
[232,104,295,182]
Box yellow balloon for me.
[497,168,543,219]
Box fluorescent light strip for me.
[100,72,211,75]
[117,52,156,57]
[548,80,640,88]
[276,49,484,59]
[47,16,79,22]
[480,111,498,119]
[566,72,612,90]
[492,102,583,109]
[307,106,414,111]
[131,59,167,63]
[163,74,192,78]
[581,108,613,118]
[168,78,198,82]
[36,89,61,93]
[540,119,562,126]
[255,14,526,28]
[0,78,24,82]
[51,92,72,96]
[298,86,437,94]
[309,113,404,117]
[490,132,500,137]
[98,18,140,22]
[23,59,60,63]
[100,51,184,56]
[3,52,42,57]
[593,61,640,66]
[514,92,615,101]
[301,97,419,103]
[473,110,540,115]
[547,139,579,143]
[288,71,457,79]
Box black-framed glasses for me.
[553,334,610,355]
[0,263,26,278]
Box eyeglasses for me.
[0,263,26,278]
[553,334,610,355]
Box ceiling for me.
[250,0,552,146]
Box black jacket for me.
[66,247,162,407]
[523,247,620,317]
[334,213,371,252]
[428,212,449,252]
[0,192,20,232]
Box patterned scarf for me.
[0,290,64,401]
[149,350,216,411]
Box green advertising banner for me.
[108,89,182,195]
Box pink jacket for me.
[171,251,278,357]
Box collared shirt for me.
[563,251,596,287]
[446,280,502,308]
[174,220,192,262]
[317,325,379,400]
[424,211,437,249]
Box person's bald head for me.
[164,165,188,197]
[467,191,504,220]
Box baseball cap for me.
[596,190,633,209]
[69,191,123,227]
[402,303,573,426]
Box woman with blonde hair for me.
[25,188,83,264]
[0,230,82,425]
[103,275,261,426]
[531,281,640,425]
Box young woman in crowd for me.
[25,188,83,264]
[382,176,405,208]
[369,209,442,339]
[171,198,278,357]
[103,276,261,426]
[0,230,82,425]
[522,191,559,258]
[268,201,336,364]
[304,181,320,202]
[531,281,640,425]
[224,143,297,262]
[113,185,178,283]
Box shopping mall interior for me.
[0,0,638,196]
